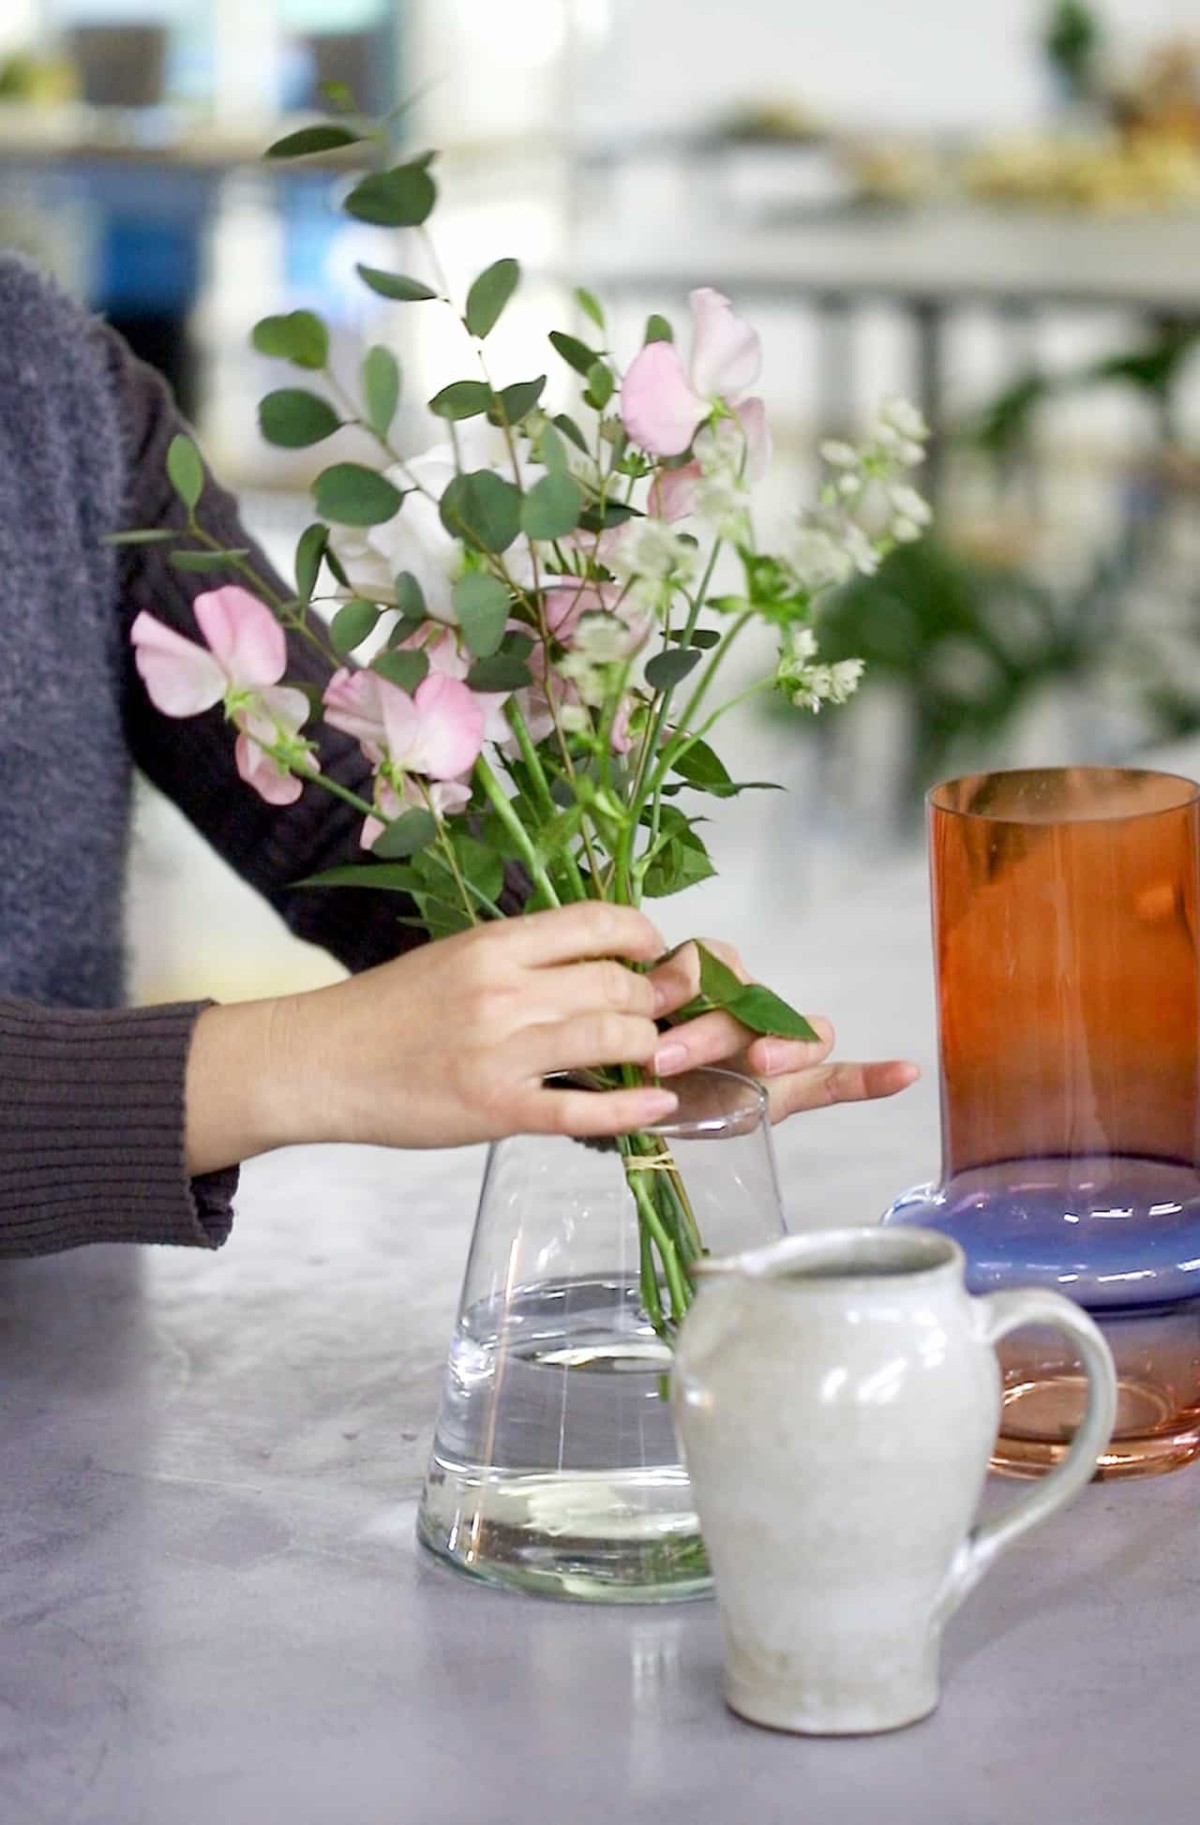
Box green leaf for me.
[584,360,614,410]
[644,314,674,344]
[549,330,600,376]
[452,835,505,906]
[670,737,732,791]
[355,264,440,303]
[258,388,342,449]
[296,863,420,892]
[521,471,582,541]
[168,548,250,573]
[167,434,204,510]
[314,463,404,527]
[372,809,438,857]
[294,523,328,602]
[428,379,493,421]
[725,984,820,1043]
[344,161,437,228]
[252,310,329,370]
[673,626,721,649]
[466,653,532,691]
[697,941,744,1005]
[645,647,703,692]
[465,258,520,340]
[363,345,401,438]
[324,541,351,589]
[575,286,605,331]
[453,572,510,657]
[393,571,427,619]
[266,122,366,158]
[642,833,716,898]
[490,376,546,425]
[440,471,523,555]
[537,421,570,477]
[578,500,638,533]
[553,413,589,453]
[330,597,381,657]
[106,528,176,546]
[372,649,430,694]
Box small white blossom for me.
[891,517,923,543]
[879,397,929,442]
[843,523,881,576]
[612,518,698,587]
[888,484,932,528]
[837,472,860,498]
[790,657,865,712]
[789,626,819,663]
[572,612,641,666]
[787,526,856,594]
[819,439,860,470]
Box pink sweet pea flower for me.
[650,397,772,522]
[131,586,312,805]
[621,288,763,458]
[360,773,473,850]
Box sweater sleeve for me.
[96,319,419,977]
[0,1000,235,1256]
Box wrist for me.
[185,997,312,1174]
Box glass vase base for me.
[990,1299,1200,1480]
[417,1463,710,1603]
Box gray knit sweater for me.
[0,254,411,1255]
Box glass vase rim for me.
[927,765,1200,828]
[546,1064,767,1140]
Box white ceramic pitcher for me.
[671,1225,1117,1735]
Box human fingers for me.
[504,902,666,969]
[517,1010,663,1079]
[651,1001,835,1078]
[645,935,745,1016]
[518,958,659,1025]
[527,1081,680,1138]
[763,1058,920,1122]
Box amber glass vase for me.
[886,767,1200,1476]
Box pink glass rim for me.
[928,765,1200,828]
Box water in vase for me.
[417,1276,708,1602]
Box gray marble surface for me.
[2,836,1198,1825]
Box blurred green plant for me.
[1043,1,1107,105]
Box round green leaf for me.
[394,571,427,619]
[314,463,405,527]
[372,649,430,694]
[466,653,532,691]
[330,597,381,657]
[166,434,204,510]
[465,258,520,340]
[440,471,522,554]
[584,360,615,410]
[355,264,439,303]
[549,330,600,377]
[344,162,436,228]
[363,346,401,438]
[258,389,342,449]
[266,122,366,158]
[644,647,704,692]
[490,376,546,426]
[453,573,511,657]
[294,523,328,602]
[428,380,493,421]
[520,471,582,542]
[252,310,329,370]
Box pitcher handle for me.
[938,1288,1117,1619]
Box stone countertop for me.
[1,836,1197,1825]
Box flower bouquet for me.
[124,111,930,1343]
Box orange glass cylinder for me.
[886,767,1200,1476]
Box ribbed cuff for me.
[0,999,238,1257]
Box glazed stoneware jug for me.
[671,1227,1117,1735]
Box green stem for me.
[474,753,562,908]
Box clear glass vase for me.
[417,1067,784,1602]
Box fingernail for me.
[642,1089,679,1119]
[757,1040,781,1074]
[654,1041,689,1075]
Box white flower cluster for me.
[558,611,647,708]
[611,518,698,613]
[690,419,753,540]
[777,627,865,714]
[784,396,932,600]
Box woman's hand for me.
[185,903,681,1172]
[645,938,919,1122]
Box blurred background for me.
[2,0,1197,1000]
